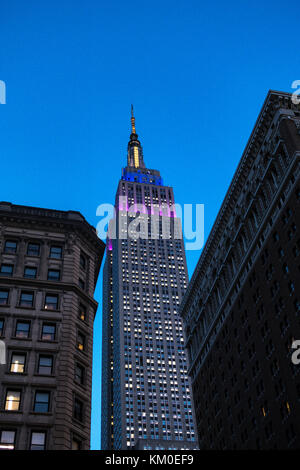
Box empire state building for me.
[101,108,198,450]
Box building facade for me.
[101,109,198,450]
[0,202,105,450]
[180,90,300,449]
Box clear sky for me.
[1,0,299,449]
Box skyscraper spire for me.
[131,104,136,135]
[127,105,145,169]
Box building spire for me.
[131,104,136,135]
[127,105,145,169]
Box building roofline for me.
[179,90,299,316]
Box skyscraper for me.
[180,90,300,449]
[101,109,198,450]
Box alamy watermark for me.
[96,197,204,251]
[291,80,300,105]
[0,80,6,104]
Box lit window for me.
[10,354,26,373]
[0,430,16,450]
[77,332,85,352]
[5,390,21,411]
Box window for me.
[0,430,16,450]
[24,267,37,279]
[47,269,60,281]
[0,264,13,276]
[19,291,34,307]
[38,356,53,375]
[5,390,21,411]
[34,392,50,413]
[30,432,46,450]
[0,290,9,305]
[77,332,85,352]
[75,364,85,385]
[72,437,82,450]
[74,398,83,422]
[44,294,58,310]
[80,254,86,270]
[0,319,3,336]
[50,246,62,259]
[79,304,86,322]
[15,321,30,338]
[4,240,17,254]
[79,279,85,291]
[41,323,56,341]
[10,354,26,373]
[27,243,40,257]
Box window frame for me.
[19,290,34,308]
[27,242,40,257]
[30,431,46,450]
[33,391,50,413]
[44,294,59,311]
[5,389,21,411]
[10,352,26,374]
[24,266,37,279]
[0,289,9,305]
[49,245,62,259]
[15,320,31,339]
[0,264,13,277]
[41,323,56,342]
[4,240,17,254]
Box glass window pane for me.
[5,391,21,411]
[24,267,37,279]
[44,295,58,310]
[4,241,17,253]
[41,324,55,341]
[31,432,45,450]
[50,246,62,259]
[0,431,15,450]
[27,243,40,256]
[16,322,30,338]
[0,264,13,276]
[0,290,9,304]
[10,354,25,373]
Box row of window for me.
[0,319,87,353]
[0,429,46,450]
[3,240,88,270]
[4,350,85,384]
[3,241,63,259]
[0,290,59,310]
[2,389,85,422]
[0,265,61,280]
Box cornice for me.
[180,90,300,317]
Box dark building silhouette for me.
[180,90,300,449]
[0,202,105,450]
[101,109,198,450]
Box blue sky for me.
[0,0,299,449]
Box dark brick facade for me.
[180,91,300,449]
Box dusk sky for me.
[1,0,299,449]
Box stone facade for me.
[0,202,105,450]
